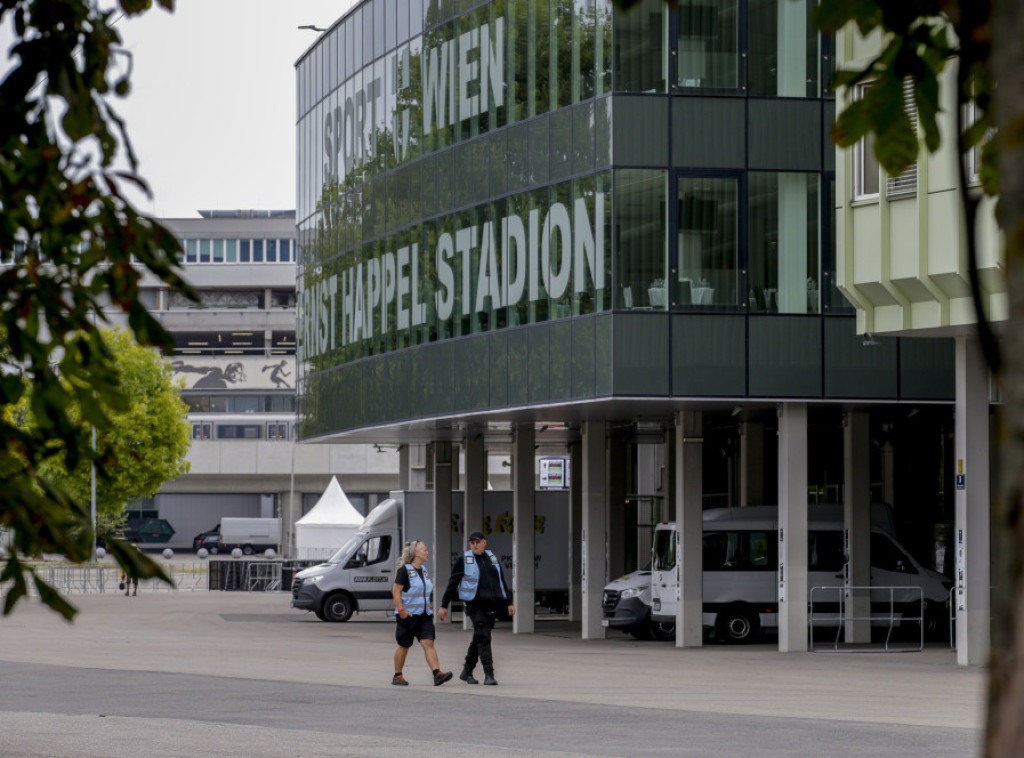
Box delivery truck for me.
[290,490,569,622]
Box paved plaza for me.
[0,590,985,757]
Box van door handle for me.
[381,569,392,573]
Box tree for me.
[19,327,192,531]
[0,0,196,620]
[814,1,1024,755]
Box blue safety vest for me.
[398,564,433,616]
[458,549,507,602]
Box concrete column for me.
[280,488,301,559]
[675,411,704,647]
[569,440,583,621]
[581,421,607,639]
[607,435,628,580]
[740,422,765,507]
[432,442,454,616]
[464,435,486,541]
[955,335,990,666]
[512,426,535,634]
[843,411,871,643]
[778,403,809,652]
[399,444,428,490]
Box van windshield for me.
[327,533,364,564]
[653,529,675,571]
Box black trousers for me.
[464,605,497,671]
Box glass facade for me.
[296,0,855,426]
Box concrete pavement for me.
[0,591,985,756]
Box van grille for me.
[602,589,620,612]
[291,578,303,597]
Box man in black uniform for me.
[438,531,515,685]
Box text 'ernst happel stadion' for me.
[301,15,606,363]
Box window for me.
[747,0,817,97]
[808,531,844,572]
[345,535,392,568]
[748,172,820,313]
[853,80,917,199]
[613,0,667,93]
[191,423,211,440]
[675,175,738,308]
[652,528,675,571]
[676,0,738,91]
[703,530,773,570]
[853,83,879,199]
[216,424,261,439]
[267,422,289,440]
[871,533,916,574]
[886,79,918,196]
[615,169,667,310]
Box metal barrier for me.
[809,585,924,653]
[245,562,282,592]
[0,563,210,597]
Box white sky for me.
[110,1,355,218]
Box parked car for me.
[196,533,223,554]
[192,524,220,551]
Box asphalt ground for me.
[0,591,985,757]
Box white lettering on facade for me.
[301,194,606,361]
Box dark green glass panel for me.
[823,316,897,398]
[612,313,669,395]
[571,313,597,397]
[899,337,955,400]
[671,314,745,396]
[507,328,530,405]
[748,316,822,397]
[488,331,509,407]
[550,319,572,400]
[528,324,552,402]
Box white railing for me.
[809,585,924,653]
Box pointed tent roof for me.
[296,476,363,526]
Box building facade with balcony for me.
[294,0,961,647]
[835,28,1004,666]
[131,209,402,551]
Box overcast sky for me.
[109,1,354,218]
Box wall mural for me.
[170,357,295,391]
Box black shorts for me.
[395,613,436,647]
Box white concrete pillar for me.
[778,402,809,652]
[740,421,765,507]
[581,421,607,639]
[432,442,454,616]
[512,426,536,633]
[569,440,583,621]
[955,335,990,666]
[464,436,486,541]
[399,444,428,490]
[843,411,871,643]
[675,411,704,647]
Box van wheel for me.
[314,608,327,621]
[717,606,760,644]
[923,600,948,641]
[323,593,355,622]
[242,545,254,556]
[650,620,676,641]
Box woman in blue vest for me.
[390,540,454,686]
[439,531,516,685]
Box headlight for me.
[620,587,643,599]
[307,574,325,585]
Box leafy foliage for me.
[0,0,196,619]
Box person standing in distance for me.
[438,531,515,685]
[391,540,453,687]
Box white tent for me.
[295,477,364,559]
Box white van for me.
[649,505,952,643]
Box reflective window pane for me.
[748,0,819,97]
[748,172,820,313]
[613,0,666,93]
[675,176,738,307]
[614,169,667,310]
[676,0,738,91]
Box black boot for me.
[460,665,479,684]
[483,666,497,685]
